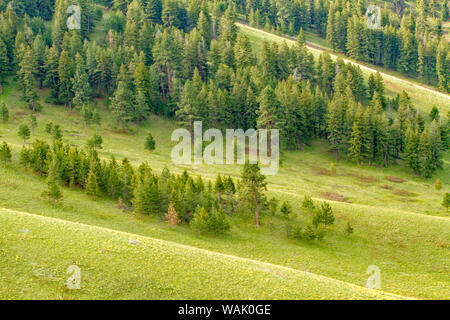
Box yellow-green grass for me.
[0,154,449,299]
[0,208,404,300]
[237,23,450,116]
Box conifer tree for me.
[145,133,156,151]
[110,65,134,130]
[28,114,37,135]
[0,103,8,122]
[72,54,91,109]
[18,46,39,112]
[165,203,181,226]
[241,161,267,227]
[0,141,12,166]
[443,193,450,211]
[0,39,8,93]
[18,123,31,144]
[86,162,100,197]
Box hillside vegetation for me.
[0,0,449,301]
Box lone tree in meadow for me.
[18,123,30,144]
[145,132,156,151]
[0,141,12,166]
[241,161,267,227]
[443,193,450,211]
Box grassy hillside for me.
[0,106,449,299]
[0,208,404,300]
[0,13,449,301]
[237,23,450,116]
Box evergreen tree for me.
[43,177,63,202]
[72,54,91,109]
[240,161,267,227]
[86,162,100,197]
[18,46,39,111]
[28,114,37,135]
[442,193,450,211]
[0,103,8,122]
[18,123,31,144]
[110,65,134,130]
[165,203,181,226]
[145,133,156,151]
[0,141,12,166]
[0,38,8,93]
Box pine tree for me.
[418,128,435,178]
[28,114,37,135]
[165,203,181,226]
[241,161,267,227]
[18,123,31,144]
[404,128,420,174]
[0,141,12,166]
[72,54,91,109]
[429,106,440,122]
[145,133,156,151]
[442,192,450,211]
[349,116,364,165]
[18,46,39,111]
[44,177,63,202]
[134,174,159,216]
[0,39,8,93]
[86,163,100,197]
[57,50,74,108]
[0,103,9,122]
[110,65,134,130]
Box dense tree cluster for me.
[18,136,294,231]
[0,0,447,178]
[242,0,450,91]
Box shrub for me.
[287,200,335,242]
[345,222,354,236]
[435,178,442,190]
[302,195,315,211]
[190,206,230,235]
[43,178,63,202]
[312,202,335,227]
[330,162,336,175]
[267,197,279,215]
[280,201,292,216]
[87,134,103,149]
[145,133,156,151]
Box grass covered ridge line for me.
[0,208,406,300]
